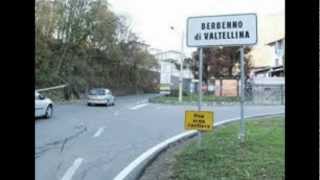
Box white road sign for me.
[186,13,257,47]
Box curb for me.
[148,98,242,106]
[148,99,284,106]
[113,112,284,180]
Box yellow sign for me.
[185,111,214,131]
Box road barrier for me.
[36,84,68,92]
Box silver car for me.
[87,88,115,106]
[35,91,54,118]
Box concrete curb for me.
[148,98,242,106]
[148,99,284,106]
[113,112,284,180]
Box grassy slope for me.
[171,117,284,180]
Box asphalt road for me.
[35,94,284,180]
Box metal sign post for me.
[186,13,257,144]
[239,46,245,143]
[197,48,203,148]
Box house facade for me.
[267,38,285,67]
[250,37,285,79]
[149,49,194,93]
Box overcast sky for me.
[108,0,285,57]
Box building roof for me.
[252,66,271,70]
[254,68,271,73]
[272,65,284,70]
[253,65,284,74]
[266,37,285,46]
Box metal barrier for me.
[36,84,68,92]
[247,84,285,105]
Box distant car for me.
[35,91,54,119]
[87,88,115,106]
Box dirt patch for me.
[139,136,198,180]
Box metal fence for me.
[175,79,285,105]
[245,83,285,105]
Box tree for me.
[191,47,253,84]
[35,0,159,97]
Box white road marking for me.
[129,103,149,110]
[61,158,83,180]
[93,127,105,138]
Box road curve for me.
[35,94,284,180]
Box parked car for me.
[87,88,115,106]
[35,91,54,119]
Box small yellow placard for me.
[185,111,214,131]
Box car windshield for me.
[89,89,105,96]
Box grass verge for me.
[150,95,240,104]
[171,116,284,180]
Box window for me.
[278,40,283,49]
[275,40,284,56]
[275,58,279,66]
[89,89,106,95]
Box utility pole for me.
[179,31,184,102]
[170,26,184,102]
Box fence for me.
[35,84,70,101]
[246,84,285,105]
[179,78,285,105]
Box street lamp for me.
[170,26,184,102]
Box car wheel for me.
[45,105,53,119]
[87,102,91,106]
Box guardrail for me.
[36,84,68,92]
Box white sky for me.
[108,0,285,57]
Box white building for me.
[251,37,285,79]
[250,37,285,104]
[267,38,285,67]
[248,13,284,68]
[149,48,193,92]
